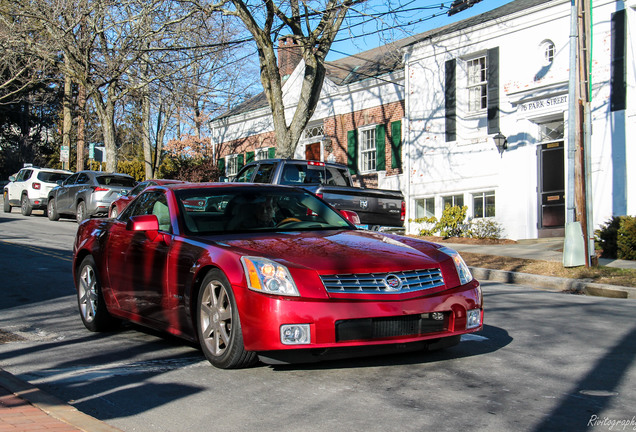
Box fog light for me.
[431,312,445,321]
[280,324,311,345]
[466,309,482,329]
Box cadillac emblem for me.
[383,274,402,291]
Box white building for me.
[403,0,634,239]
[210,0,634,240]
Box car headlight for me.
[241,256,300,297]
[439,246,473,285]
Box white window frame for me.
[225,154,240,177]
[466,56,487,113]
[358,125,377,173]
[442,194,464,210]
[472,190,496,218]
[255,147,269,161]
[415,197,435,219]
[540,40,555,66]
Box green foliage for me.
[617,216,636,260]
[410,216,437,236]
[466,218,504,239]
[116,160,145,181]
[595,217,622,258]
[595,216,636,260]
[159,156,223,182]
[437,204,468,238]
[411,205,468,238]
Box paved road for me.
[1,209,635,432]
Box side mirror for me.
[340,210,361,225]
[56,180,64,186]
[127,214,159,232]
[219,176,229,183]
[9,176,15,182]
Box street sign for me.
[89,142,95,159]
[60,145,70,163]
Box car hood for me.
[209,229,450,275]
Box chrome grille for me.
[320,269,444,294]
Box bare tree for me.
[206,0,365,158]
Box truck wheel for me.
[21,194,32,216]
[3,191,11,213]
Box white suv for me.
[3,166,72,216]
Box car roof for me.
[243,159,347,169]
[162,182,298,191]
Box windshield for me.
[175,187,354,235]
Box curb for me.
[0,368,122,432]
[471,267,636,299]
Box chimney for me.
[278,37,302,81]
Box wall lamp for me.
[493,132,508,156]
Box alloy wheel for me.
[78,264,98,323]
[199,280,232,357]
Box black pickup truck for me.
[233,159,405,230]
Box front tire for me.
[196,270,257,369]
[76,256,118,332]
[21,194,32,216]
[47,198,60,221]
[3,191,11,213]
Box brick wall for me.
[324,100,405,187]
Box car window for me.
[77,173,90,184]
[17,169,32,182]
[280,164,326,185]
[325,167,351,186]
[97,175,136,187]
[38,172,71,183]
[128,181,149,196]
[120,191,171,233]
[235,165,257,183]
[253,163,275,183]
[64,173,79,185]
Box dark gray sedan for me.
[47,170,136,223]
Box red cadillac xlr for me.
[73,183,483,369]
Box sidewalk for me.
[1,237,634,432]
[0,369,121,432]
[443,237,636,299]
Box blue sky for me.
[327,0,514,60]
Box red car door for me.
[105,191,176,325]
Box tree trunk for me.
[76,83,86,171]
[142,89,153,179]
[93,89,117,172]
[63,70,72,170]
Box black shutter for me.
[347,130,358,175]
[487,47,499,134]
[445,59,456,142]
[611,10,626,112]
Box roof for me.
[214,0,553,121]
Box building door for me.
[305,142,321,161]
[538,141,565,236]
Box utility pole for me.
[564,0,594,267]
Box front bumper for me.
[237,279,482,353]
